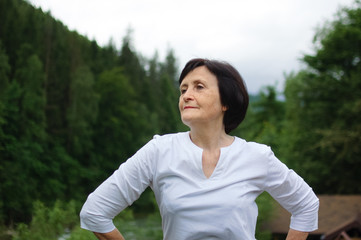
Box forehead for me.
[180,66,217,86]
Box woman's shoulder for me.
[152,131,188,140]
[234,136,269,149]
[149,132,189,149]
[233,136,273,156]
[130,132,189,164]
[152,131,188,143]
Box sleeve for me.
[79,137,158,233]
[264,147,319,232]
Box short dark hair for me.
[179,58,249,134]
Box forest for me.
[0,0,360,239]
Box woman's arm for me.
[94,228,125,240]
[286,229,308,240]
[80,138,158,235]
[264,149,319,233]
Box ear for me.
[222,105,228,112]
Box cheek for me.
[209,96,225,114]
[178,97,183,111]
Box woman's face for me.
[179,66,227,129]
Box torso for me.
[202,149,221,178]
[151,132,266,240]
[191,132,235,178]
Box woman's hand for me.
[93,228,125,240]
[286,228,309,240]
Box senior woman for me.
[80,58,319,240]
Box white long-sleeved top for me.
[80,132,319,239]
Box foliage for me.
[13,200,78,240]
[282,1,361,194]
[0,0,182,225]
[115,210,163,240]
[255,193,273,240]
[68,207,163,240]
[2,0,361,238]
[235,85,285,155]
[67,228,97,240]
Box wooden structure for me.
[322,213,361,240]
[263,195,361,240]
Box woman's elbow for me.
[79,201,116,233]
[79,204,94,228]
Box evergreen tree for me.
[93,68,146,176]
[235,86,285,155]
[0,42,10,95]
[118,30,147,94]
[67,65,98,158]
[0,0,188,226]
[157,50,182,133]
[0,41,11,223]
[0,44,47,223]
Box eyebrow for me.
[180,79,204,88]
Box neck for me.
[189,126,233,151]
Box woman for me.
[80,58,319,240]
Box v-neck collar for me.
[183,132,237,180]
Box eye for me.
[196,84,204,90]
[180,88,187,95]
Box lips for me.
[184,106,197,109]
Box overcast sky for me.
[28,0,355,93]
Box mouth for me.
[184,106,197,109]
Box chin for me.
[180,116,193,127]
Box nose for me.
[182,89,194,102]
